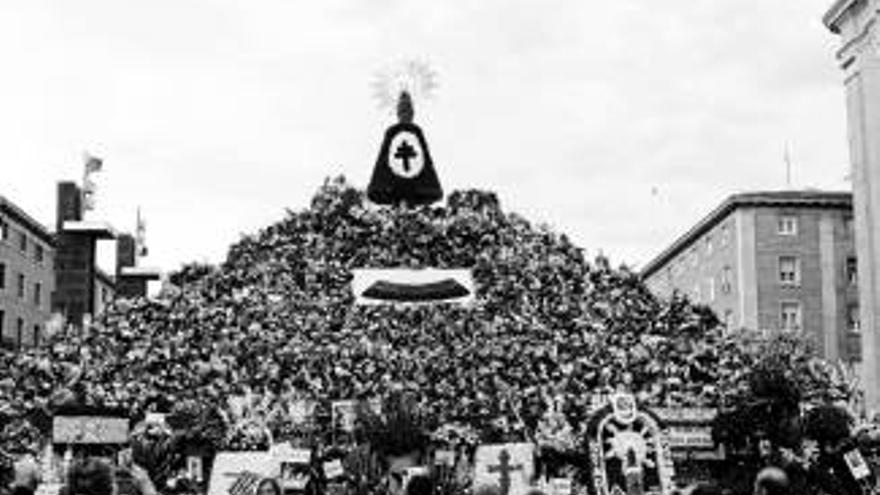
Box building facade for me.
[641,191,859,364]
[0,180,160,345]
[52,181,117,327]
[0,196,55,348]
[824,0,880,415]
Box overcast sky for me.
[0,1,851,274]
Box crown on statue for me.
[397,91,414,124]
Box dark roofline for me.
[0,195,56,246]
[640,190,853,280]
[823,0,860,33]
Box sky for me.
[0,0,852,274]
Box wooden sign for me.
[52,416,129,444]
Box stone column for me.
[825,0,880,413]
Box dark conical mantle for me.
[367,91,443,206]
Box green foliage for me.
[803,404,852,447]
[358,393,429,458]
[167,261,216,288]
[712,330,852,451]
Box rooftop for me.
[119,266,162,280]
[640,190,853,279]
[62,220,117,239]
[0,195,55,246]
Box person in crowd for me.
[61,458,116,495]
[7,455,38,495]
[689,483,722,495]
[404,475,432,495]
[753,467,790,495]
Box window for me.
[705,236,713,256]
[35,244,44,264]
[846,257,858,287]
[844,215,855,236]
[0,311,4,339]
[693,283,701,303]
[779,256,800,286]
[33,325,40,346]
[721,224,731,246]
[780,301,802,330]
[847,304,861,332]
[17,273,24,298]
[778,215,798,235]
[33,282,41,307]
[18,231,26,252]
[15,318,23,348]
[721,266,733,294]
[0,263,5,290]
[707,277,716,302]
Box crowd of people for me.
[0,177,856,493]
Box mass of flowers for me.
[0,177,855,481]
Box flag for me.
[136,207,148,257]
[228,471,262,495]
[84,152,103,174]
[82,176,97,211]
[82,152,103,212]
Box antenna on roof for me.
[784,142,793,189]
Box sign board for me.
[665,426,714,449]
[844,449,872,480]
[331,401,357,432]
[651,408,717,423]
[324,459,345,479]
[52,416,129,444]
[434,449,456,467]
[208,452,273,495]
[272,444,312,491]
[549,478,572,495]
[187,456,204,483]
[473,443,535,495]
[35,483,63,495]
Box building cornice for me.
[640,191,853,280]
[825,0,862,33]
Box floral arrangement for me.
[223,418,273,451]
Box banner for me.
[351,268,474,305]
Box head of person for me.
[754,467,790,495]
[690,483,722,495]
[66,458,116,495]
[12,454,40,492]
[257,477,282,495]
[474,484,501,495]
[405,474,433,495]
